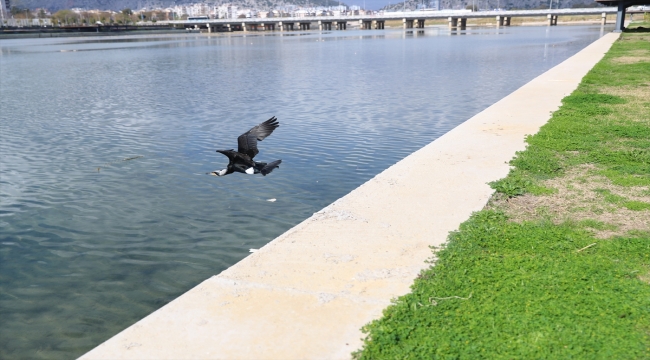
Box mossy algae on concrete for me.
[354,26,650,359]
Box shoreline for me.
[0,28,182,39]
[80,30,619,359]
[356,23,650,358]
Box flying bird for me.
[210,116,282,177]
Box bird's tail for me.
[260,160,282,176]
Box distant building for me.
[295,9,312,17]
[1,0,10,22]
[216,5,238,19]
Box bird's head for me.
[210,169,228,177]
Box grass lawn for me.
[353,24,650,359]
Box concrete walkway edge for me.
[81,32,620,360]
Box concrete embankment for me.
[81,32,620,360]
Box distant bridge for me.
[158,8,619,32]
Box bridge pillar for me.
[448,17,458,28]
[459,18,466,29]
[614,3,626,32]
[416,19,425,28]
[504,16,511,26]
[319,20,330,30]
[601,12,607,25]
[207,24,212,33]
[403,18,414,29]
[373,20,385,29]
[242,22,248,31]
[547,14,558,26]
[496,15,504,27]
[335,21,347,30]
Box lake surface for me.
[0,24,612,359]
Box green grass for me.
[354,28,650,359]
[577,219,618,231]
[492,87,650,192]
[488,28,650,195]
[354,212,650,359]
[594,189,650,211]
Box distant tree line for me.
[27,7,174,25]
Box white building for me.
[294,9,313,17]
[170,4,211,17]
[0,0,9,22]
[235,8,256,18]
[216,5,238,19]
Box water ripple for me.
[0,25,612,359]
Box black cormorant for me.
[210,116,282,177]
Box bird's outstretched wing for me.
[260,160,281,176]
[237,116,279,159]
[216,149,254,167]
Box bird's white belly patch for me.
[245,167,255,175]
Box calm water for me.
[0,25,612,359]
